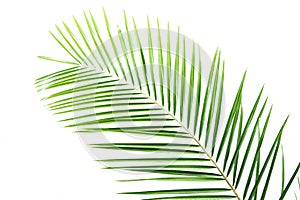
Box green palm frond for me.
[35,9,300,199]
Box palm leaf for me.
[35,9,299,199]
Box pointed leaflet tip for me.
[103,8,110,31]
[132,16,137,29]
[242,70,247,80]
[83,10,87,18]
[117,25,121,31]
[123,10,128,27]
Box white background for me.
[0,0,299,199]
